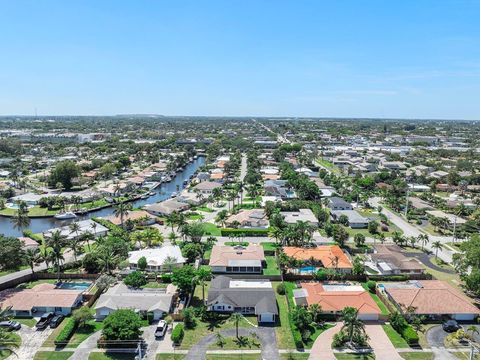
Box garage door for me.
[358,314,379,321]
[260,313,274,323]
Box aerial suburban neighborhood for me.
[1,1,480,360]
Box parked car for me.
[154,320,168,338]
[0,321,21,331]
[36,312,54,330]
[442,320,461,333]
[49,314,65,328]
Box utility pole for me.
[404,188,409,217]
[452,214,457,243]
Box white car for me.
[154,320,168,338]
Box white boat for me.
[170,191,178,198]
[54,211,77,220]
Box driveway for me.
[309,323,341,360]
[8,324,54,360]
[403,252,456,274]
[426,325,465,360]
[68,329,102,360]
[184,326,278,360]
[365,324,402,360]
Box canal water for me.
[0,156,205,237]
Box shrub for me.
[277,283,286,295]
[137,256,147,271]
[102,309,142,342]
[292,326,304,349]
[124,271,147,288]
[161,274,172,283]
[402,325,419,345]
[366,280,376,293]
[220,228,270,237]
[171,323,184,345]
[54,317,78,345]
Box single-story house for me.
[225,209,269,229]
[293,282,381,321]
[331,210,369,229]
[368,245,425,275]
[0,283,84,316]
[192,181,222,195]
[207,276,278,323]
[328,197,353,211]
[283,245,352,273]
[10,193,43,206]
[144,199,190,216]
[104,210,156,226]
[95,283,176,321]
[43,219,108,240]
[18,236,39,250]
[280,208,319,227]
[264,180,296,199]
[380,280,480,321]
[128,245,186,272]
[209,244,265,274]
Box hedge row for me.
[54,318,77,345]
[220,228,270,236]
[401,324,419,345]
[171,323,184,345]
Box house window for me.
[55,307,62,312]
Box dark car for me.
[442,320,461,333]
[154,320,168,338]
[49,314,65,328]
[36,312,54,330]
[0,321,21,331]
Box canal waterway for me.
[0,156,205,237]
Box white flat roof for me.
[322,284,365,292]
[229,280,272,289]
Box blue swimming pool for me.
[56,282,92,290]
[299,266,317,273]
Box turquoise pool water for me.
[56,282,91,290]
[299,266,316,273]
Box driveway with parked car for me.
[10,320,54,360]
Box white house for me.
[128,245,186,272]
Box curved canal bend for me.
[0,156,205,237]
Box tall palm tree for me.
[162,256,178,273]
[113,201,132,229]
[341,307,367,346]
[215,210,228,228]
[194,267,212,305]
[432,241,443,259]
[230,312,243,339]
[11,201,30,230]
[24,248,43,275]
[69,237,82,262]
[69,222,81,241]
[417,234,429,251]
[46,230,67,281]
[165,213,179,233]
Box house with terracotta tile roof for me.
[0,283,84,317]
[381,280,480,321]
[283,245,353,273]
[209,244,265,274]
[104,210,156,226]
[293,282,381,321]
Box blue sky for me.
[0,0,479,119]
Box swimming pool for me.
[56,282,92,290]
[299,266,317,273]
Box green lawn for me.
[224,241,249,247]
[142,282,168,289]
[0,265,29,277]
[453,353,473,360]
[0,332,21,360]
[273,282,296,349]
[360,284,390,316]
[334,354,375,359]
[16,279,57,289]
[280,353,310,360]
[263,256,281,275]
[88,353,136,360]
[197,207,215,213]
[0,205,58,217]
[261,242,278,252]
[206,355,261,360]
[156,355,185,360]
[14,317,37,327]
[187,214,204,220]
[207,335,261,350]
[203,222,222,236]
[400,353,434,360]
[34,352,74,360]
[382,324,409,348]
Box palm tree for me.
[417,234,429,251]
[308,303,322,323]
[215,210,228,228]
[69,222,81,241]
[11,201,30,230]
[467,325,479,338]
[162,256,178,273]
[432,241,443,259]
[46,230,67,281]
[69,237,82,262]
[165,213,179,233]
[230,312,243,339]
[341,307,367,347]
[0,328,19,357]
[24,248,43,275]
[113,201,132,229]
[408,236,417,249]
[194,267,212,305]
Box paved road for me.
[184,326,278,360]
[369,197,458,263]
[68,329,103,360]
